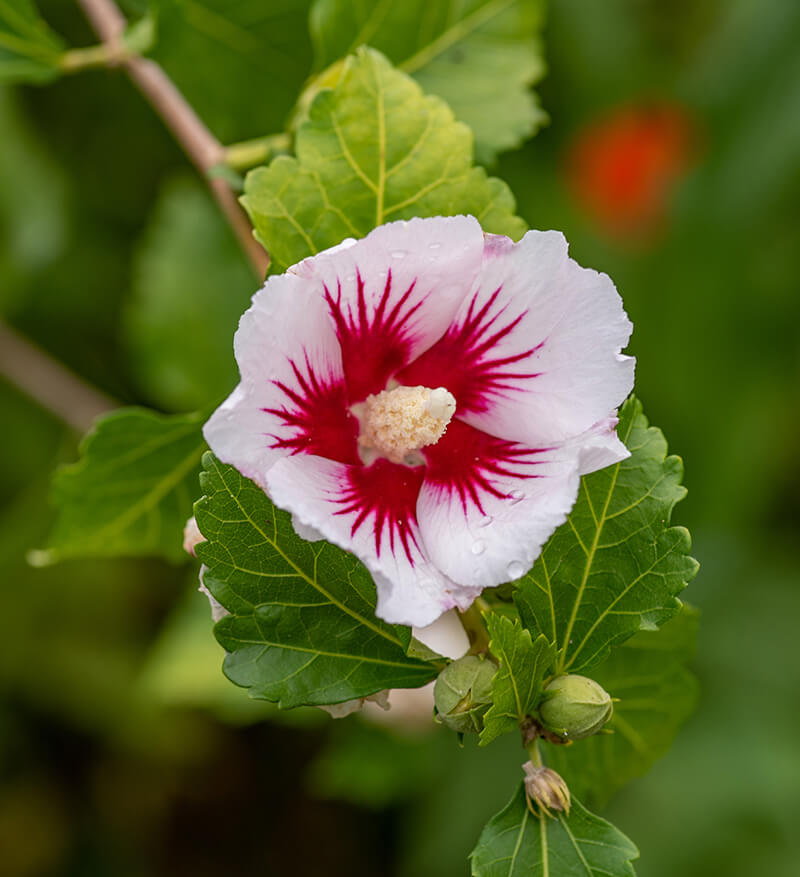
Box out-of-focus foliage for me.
[0,0,64,84]
[44,409,205,563]
[1,0,799,874]
[310,0,547,164]
[148,0,315,142]
[125,176,253,412]
[0,88,67,314]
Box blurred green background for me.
[1,0,798,874]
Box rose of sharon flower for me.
[204,216,634,628]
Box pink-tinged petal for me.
[291,216,485,402]
[203,273,359,489]
[417,420,580,588]
[399,230,634,445]
[266,454,479,627]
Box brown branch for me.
[77,0,269,279]
[0,321,115,432]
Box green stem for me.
[526,736,543,767]
[59,43,128,73]
[457,602,491,654]
[223,134,292,171]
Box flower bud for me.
[523,763,571,814]
[433,655,496,734]
[538,674,613,740]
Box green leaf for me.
[470,785,638,877]
[0,0,64,84]
[515,396,699,674]
[310,0,547,164]
[125,176,254,411]
[242,47,526,272]
[480,614,556,746]
[41,409,205,563]
[194,454,439,708]
[148,0,314,143]
[545,606,700,808]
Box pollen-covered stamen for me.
[358,385,456,464]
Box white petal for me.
[266,453,478,628]
[292,216,485,401]
[182,516,204,557]
[203,272,355,489]
[567,415,631,476]
[417,421,581,589]
[319,699,364,718]
[412,609,470,659]
[198,569,230,623]
[401,230,634,445]
[291,515,326,543]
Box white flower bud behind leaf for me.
[538,674,613,740]
[433,655,497,734]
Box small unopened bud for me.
[523,763,571,815]
[433,655,496,734]
[538,674,613,740]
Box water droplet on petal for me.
[391,249,407,259]
[471,540,487,555]
[508,489,525,505]
[477,515,494,528]
[428,242,442,250]
[507,560,525,580]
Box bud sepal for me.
[433,655,497,734]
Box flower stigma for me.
[356,385,457,466]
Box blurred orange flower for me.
[567,103,695,238]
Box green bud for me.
[538,674,613,740]
[433,655,496,734]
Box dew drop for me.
[508,489,525,505]
[471,540,487,555]
[428,242,442,251]
[477,514,494,528]
[507,560,524,580]
[391,249,407,259]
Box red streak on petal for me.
[263,352,360,464]
[424,420,549,516]
[333,459,425,564]
[324,269,421,403]
[398,286,543,414]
